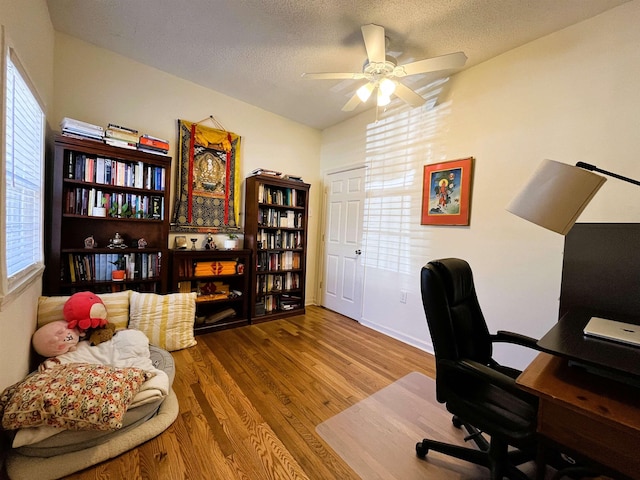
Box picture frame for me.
[421,157,474,226]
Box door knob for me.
[355,249,362,255]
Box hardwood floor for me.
[66,305,436,479]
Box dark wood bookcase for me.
[244,175,310,322]
[169,249,251,334]
[44,134,171,295]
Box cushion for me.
[0,363,152,431]
[37,291,132,330]
[128,292,197,351]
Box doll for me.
[32,320,81,358]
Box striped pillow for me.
[37,291,132,330]
[128,292,197,351]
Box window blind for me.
[362,81,452,275]
[5,54,44,287]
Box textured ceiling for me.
[46,0,628,130]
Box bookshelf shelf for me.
[244,175,310,322]
[44,134,171,295]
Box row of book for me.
[255,272,301,295]
[256,251,302,272]
[257,229,303,250]
[279,294,303,311]
[66,252,162,283]
[60,118,170,156]
[255,293,302,315]
[258,208,303,229]
[257,184,304,207]
[67,152,165,190]
[63,187,164,219]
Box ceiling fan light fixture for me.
[357,83,375,102]
[379,78,396,96]
[377,90,391,107]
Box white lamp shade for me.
[379,78,396,96]
[356,83,374,102]
[506,159,607,235]
[377,90,391,106]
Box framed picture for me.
[421,157,474,226]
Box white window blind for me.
[4,52,44,291]
[362,81,453,275]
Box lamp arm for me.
[576,162,640,187]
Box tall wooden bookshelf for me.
[44,134,171,295]
[244,174,310,322]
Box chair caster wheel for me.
[416,441,428,458]
[452,416,463,428]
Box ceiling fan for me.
[302,24,467,112]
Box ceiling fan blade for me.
[361,24,386,64]
[396,52,467,77]
[342,91,364,112]
[302,72,366,80]
[394,83,426,107]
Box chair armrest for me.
[439,358,537,403]
[491,330,540,350]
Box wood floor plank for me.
[38,306,438,479]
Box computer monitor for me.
[559,222,640,320]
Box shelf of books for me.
[244,174,310,322]
[170,249,251,334]
[44,134,171,295]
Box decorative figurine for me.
[137,238,148,249]
[190,238,198,250]
[108,232,127,249]
[204,233,216,250]
[84,235,96,249]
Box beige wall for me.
[320,1,640,370]
[0,0,54,390]
[52,32,322,303]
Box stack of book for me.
[283,174,304,182]
[60,117,104,141]
[138,134,170,156]
[104,123,139,150]
[251,168,281,177]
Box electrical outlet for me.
[400,290,408,304]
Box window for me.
[362,79,452,275]
[1,46,45,306]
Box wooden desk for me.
[517,353,640,480]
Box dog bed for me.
[4,343,178,480]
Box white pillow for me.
[128,292,197,351]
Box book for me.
[61,117,104,132]
[61,127,104,141]
[105,138,137,150]
[105,128,139,143]
[283,174,304,182]
[138,136,169,150]
[137,146,169,156]
[140,133,169,144]
[251,168,281,176]
[107,123,139,135]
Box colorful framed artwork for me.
[421,157,474,226]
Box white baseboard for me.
[358,318,434,356]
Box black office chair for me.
[416,258,542,480]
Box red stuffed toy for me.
[63,291,108,332]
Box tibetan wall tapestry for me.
[172,119,241,233]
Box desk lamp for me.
[506,159,640,235]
